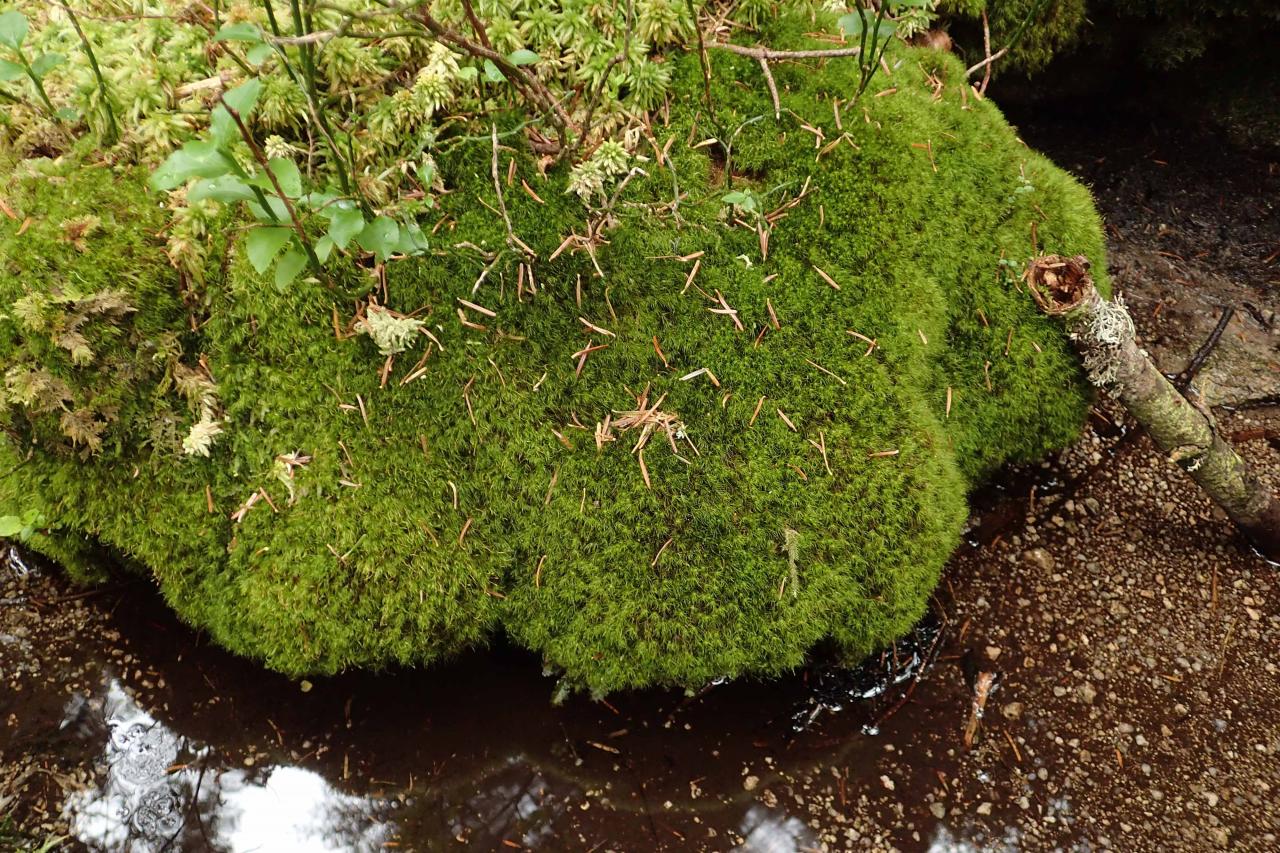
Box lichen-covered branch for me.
[1028,255,1279,560]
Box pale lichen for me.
[358,305,424,357]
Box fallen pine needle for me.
[653,335,669,368]
[520,179,545,204]
[846,329,878,356]
[579,316,616,337]
[1004,729,1022,762]
[457,297,496,318]
[805,358,847,386]
[962,670,998,748]
[679,367,720,387]
[682,258,702,294]
[812,264,842,290]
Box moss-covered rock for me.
[0,34,1106,693]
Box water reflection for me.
[739,805,820,853]
[926,797,1083,853]
[63,678,398,852]
[443,762,575,848]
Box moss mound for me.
[0,35,1106,693]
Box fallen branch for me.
[709,42,864,120]
[1171,305,1234,390]
[710,43,865,61]
[1028,255,1280,559]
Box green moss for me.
[0,20,1107,693]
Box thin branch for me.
[966,0,1051,82]
[979,10,994,95]
[965,47,1007,81]
[687,0,716,119]
[577,0,633,156]
[490,122,515,246]
[1172,306,1235,390]
[459,0,492,50]
[710,43,864,60]
[60,1,119,144]
[757,57,780,119]
[218,93,325,279]
[414,7,574,149]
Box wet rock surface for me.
[2,108,1279,852]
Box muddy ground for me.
[1,106,1278,852]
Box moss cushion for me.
[0,37,1106,693]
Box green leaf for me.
[210,78,262,143]
[0,515,24,538]
[151,140,233,189]
[416,159,437,187]
[837,13,864,36]
[55,106,79,122]
[274,247,307,291]
[246,43,274,66]
[0,11,28,50]
[357,216,399,262]
[838,12,894,37]
[394,220,429,256]
[306,191,339,210]
[213,22,263,43]
[267,157,302,197]
[222,78,263,115]
[506,49,540,66]
[723,190,759,213]
[0,58,23,81]
[28,52,64,80]
[482,59,505,83]
[248,194,290,223]
[327,207,365,249]
[209,109,234,146]
[189,175,256,204]
[314,234,334,264]
[245,226,293,274]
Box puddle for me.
[1,562,1002,851]
[64,678,400,851]
[2,458,1112,852]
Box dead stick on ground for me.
[1027,254,1280,560]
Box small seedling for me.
[0,10,75,120]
